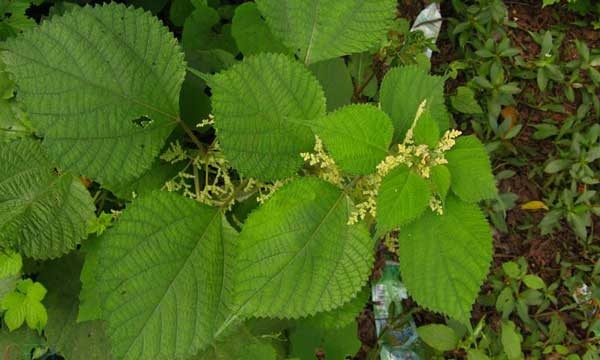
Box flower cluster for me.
[300,136,343,186]
[348,100,461,224]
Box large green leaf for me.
[256,0,396,64]
[314,104,393,175]
[376,166,431,233]
[3,4,186,184]
[0,326,44,360]
[39,254,112,360]
[235,177,373,318]
[0,140,94,259]
[380,65,449,142]
[193,326,277,360]
[288,321,360,360]
[309,58,354,111]
[89,192,238,359]
[398,196,493,322]
[445,136,497,203]
[231,2,288,56]
[209,53,326,181]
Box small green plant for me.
[0,1,498,359]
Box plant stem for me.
[176,117,207,155]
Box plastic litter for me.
[410,3,443,59]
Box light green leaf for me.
[430,165,451,201]
[309,58,354,111]
[376,166,431,233]
[445,136,497,203]
[380,65,449,142]
[451,86,483,114]
[256,0,396,64]
[0,251,21,300]
[235,177,373,318]
[398,196,493,322]
[4,4,186,184]
[231,2,288,56]
[314,104,393,175]
[0,140,95,259]
[1,279,48,332]
[39,254,112,360]
[522,274,545,290]
[90,191,238,359]
[413,111,440,147]
[417,324,459,352]
[209,53,326,181]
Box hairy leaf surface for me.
[256,0,396,64]
[314,104,393,175]
[445,136,497,203]
[380,65,449,142]
[235,177,373,318]
[376,166,431,233]
[398,196,493,322]
[90,192,237,359]
[0,140,94,259]
[3,4,186,184]
[210,53,326,181]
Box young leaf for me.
[90,192,238,359]
[209,53,326,181]
[235,177,373,318]
[445,135,497,203]
[0,140,95,259]
[231,2,288,56]
[376,166,431,233]
[314,104,393,175]
[256,0,396,64]
[3,4,186,184]
[380,65,450,142]
[398,196,493,322]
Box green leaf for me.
[522,274,545,290]
[417,324,459,352]
[0,0,36,41]
[309,58,354,112]
[314,104,393,175]
[445,136,497,203]
[376,166,431,233]
[193,326,277,360]
[3,4,186,184]
[0,326,44,360]
[256,0,396,64]
[39,254,112,360]
[182,4,237,55]
[0,251,21,300]
[380,65,450,142]
[231,2,288,56]
[304,286,370,329]
[398,196,493,322]
[0,140,95,259]
[501,320,522,360]
[209,53,326,181]
[544,159,571,174]
[289,321,360,360]
[413,111,440,147]
[1,279,48,332]
[430,165,451,201]
[90,191,238,359]
[451,86,483,114]
[235,177,373,318]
